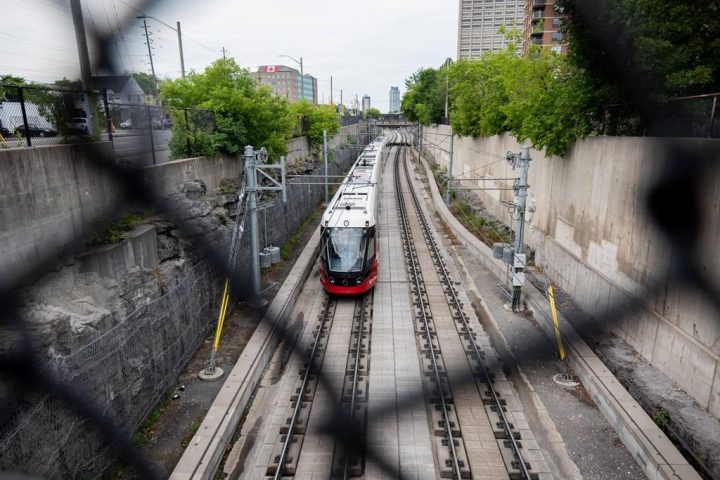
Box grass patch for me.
[132,389,175,446]
[90,211,146,245]
[653,407,670,431]
[181,415,204,449]
[280,210,316,260]
[451,200,511,246]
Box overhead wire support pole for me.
[176,21,185,78]
[446,128,454,204]
[323,130,329,205]
[243,146,287,306]
[510,146,530,311]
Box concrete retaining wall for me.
[0,142,121,290]
[423,125,720,419]
[142,155,243,197]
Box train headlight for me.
[356,278,363,284]
[329,277,335,284]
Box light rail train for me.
[319,136,387,295]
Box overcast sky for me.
[1,0,458,111]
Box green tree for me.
[448,48,598,156]
[364,107,381,119]
[0,74,26,101]
[160,58,295,159]
[557,0,720,99]
[401,68,445,125]
[290,100,341,148]
[132,72,157,96]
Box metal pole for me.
[514,146,529,254]
[147,104,156,165]
[511,146,530,310]
[102,88,113,141]
[176,21,185,78]
[418,124,423,161]
[70,0,93,91]
[300,57,304,101]
[18,87,31,147]
[245,145,261,300]
[709,95,717,138]
[446,129,454,203]
[323,130,328,205]
[141,19,157,97]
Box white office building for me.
[362,95,371,113]
[389,86,400,113]
[457,0,525,59]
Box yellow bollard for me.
[212,279,231,353]
[547,285,566,361]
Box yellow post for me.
[212,279,230,352]
[547,285,566,361]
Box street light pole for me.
[176,21,185,78]
[279,54,304,100]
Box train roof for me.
[321,137,386,229]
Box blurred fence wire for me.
[0,0,719,479]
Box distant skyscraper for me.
[362,95,371,112]
[457,0,525,59]
[389,86,400,114]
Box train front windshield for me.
[323,228,368,273]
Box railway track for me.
[243,131,542,479]
[394,136,536,479]
[266,292,373,478]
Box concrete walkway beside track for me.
[170,227,322,480]
[413,146,702,480]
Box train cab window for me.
[324,228,368,273]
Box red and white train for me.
[319,137,387,295]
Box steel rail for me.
[272,296,338,479]
[342,293,370,479]
[401,146,532,479]
[394,142,465,479]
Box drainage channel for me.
[399,145,536,480]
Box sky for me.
[1,0,458,112]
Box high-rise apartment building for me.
[389,86,400,113]
[457,0,525,59]
[362,95,371,112]
[522,0,566,55]
[253,65,318,104]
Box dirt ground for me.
[107,205,324,480]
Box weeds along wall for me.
[423,124,720,420]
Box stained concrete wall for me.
[0,143,245,290]
[423,125,720,419]
[0,143,121,290]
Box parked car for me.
[151,118,163,130]
[119,119,132,129]
[161,118,173,129]
[0,120,12,138]
[67,117,90,135]
[14,123,58,138]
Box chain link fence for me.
[0,260,217,478]
[1,1,719,479]
[0,83,214,166]
[600,93,720,137]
